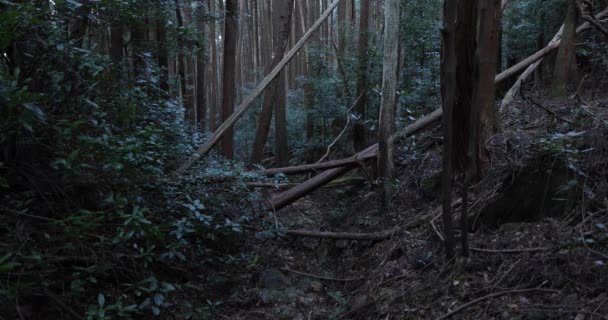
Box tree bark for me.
[378,0,400,206]
[353,0,370,152]
[440,0,458,259]
[221,0,239,158]
[552,0,578,96]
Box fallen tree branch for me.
[254,153,376,176]
[434,288,560,320]
[268,110,442,209]
[285,226,400,241]
[578,0,608,37]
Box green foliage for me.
[0,1,264,319]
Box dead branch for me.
[285,226,400,240]
[253,154,376,176]
[578,0,608,37]
[317,88,368,163]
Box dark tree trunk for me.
[353,0,370,152]
[221,0,239,158]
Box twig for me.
[317,88,368,163]
[430,219,445,241]
[492,259,520,287]
[434,288,559,320]
[281,267,364,282]
[520,85,575,125]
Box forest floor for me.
[221,84,608,320]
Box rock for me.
[310,280,323,292]
[261,268,291,290]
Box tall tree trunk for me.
[275,70,289,166]
[221,0,239,158]
[196,6,206,130]
[378,0,400,206]
[250,0,295,165]
[209,0,218,131]
[451,0,478,172]
[110,9,123,65]
[156,18,169,93]
[552,0,578,96]
[440,0,458,259]
[353,0,369,151]
[476,0,501,135]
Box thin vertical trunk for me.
[275,69,289,166]
[209,0,218,131]
[353,0,369,151]
[110,10,123,65]
[552,0,578,96]
[221,0,239,158]
[378,0,400,206]
[196,6,206,130]
[156,2,169,92]
[441,0,458,259]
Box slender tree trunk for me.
[378,0,400,206]
[110,10,123,65]
[552,0,578,96]
[156,1,169,92]
[440,0,458,259]
[196,6,206,130]
[221,0,239,158]
[353,0,369,151]
[476,0,501,135]
[209,0,218,131]
[275,70,289,166]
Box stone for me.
[310,280,323,292]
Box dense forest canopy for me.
[1,0,608,319]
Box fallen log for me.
[247,177,364,189]
[171,0,343,177]
[253,153,376,176]
[285,227,400,240]
[268,110,443,210]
